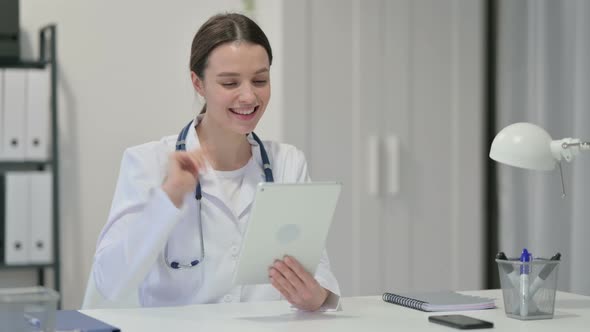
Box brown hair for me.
[190,13,273,114]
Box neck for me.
[196,115,252,171]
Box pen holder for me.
[0,286,59,332]
[496,258,559,320]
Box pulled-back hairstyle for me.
[190,13,273,114]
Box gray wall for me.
[497,0,590,295]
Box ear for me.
[191,71,206,97]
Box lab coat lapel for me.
[235,134,266,219]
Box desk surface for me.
[81,290,590,331]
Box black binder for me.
[0,0,20,62]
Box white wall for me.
[7,0,486,308]
[12,0,283,309]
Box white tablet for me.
[232,182,342,285]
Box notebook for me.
[382,291,496,312]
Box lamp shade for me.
[489,122,556,171]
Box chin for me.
[232,113,264,134]
[234,123,259,135]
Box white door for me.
[283,0,485,296]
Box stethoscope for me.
[164,120,274,269]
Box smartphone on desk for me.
[428,315,493,329]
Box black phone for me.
[428,315,494,329]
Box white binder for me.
[29,171,53,263]
[4,172,31,264]
[25,69,51,160]
[2,69,27,160]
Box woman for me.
[91,13,340,311]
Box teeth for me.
[231,107,256,115]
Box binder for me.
[382,291,495,312]
[56,310,121,332]
[25,68,51,160]
[29,171,53,263]
[4,172,30,264]
[0,70,4,157]
[2,69,27,160]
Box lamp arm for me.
[550,138,589,163]
[562,141,590,150]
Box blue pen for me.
[24,313,41,329]
[519,248,532,317]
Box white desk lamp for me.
[489,122,589,197]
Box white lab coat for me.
[91,117,340,309]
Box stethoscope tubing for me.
[165,120,273,269]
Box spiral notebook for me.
[382,291,496,312]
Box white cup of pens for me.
[495,249,561,320]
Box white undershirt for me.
[212,158,253,215]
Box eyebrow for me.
[217,68,269,77]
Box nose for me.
[238,83,257,104]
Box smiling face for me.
[192,41,271,136]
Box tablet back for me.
[232,182,342,285]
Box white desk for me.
[81,290,590,331]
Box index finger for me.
[188,148,209,169]
[283,255,317,286]
[188,146,208,159]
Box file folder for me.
[25,68,51,160]
[2,69,27,160]
[29,171,53,263]
[4,172,30,264]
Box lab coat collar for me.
[188,114,266,220]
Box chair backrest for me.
[81,267,140,309]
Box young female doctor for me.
[91,13,340,311]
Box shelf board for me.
[0,161,53,172]
[0,59,49,69]
[0,263,55,270]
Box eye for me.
[221,82,238,88]
[253,80,268,86]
